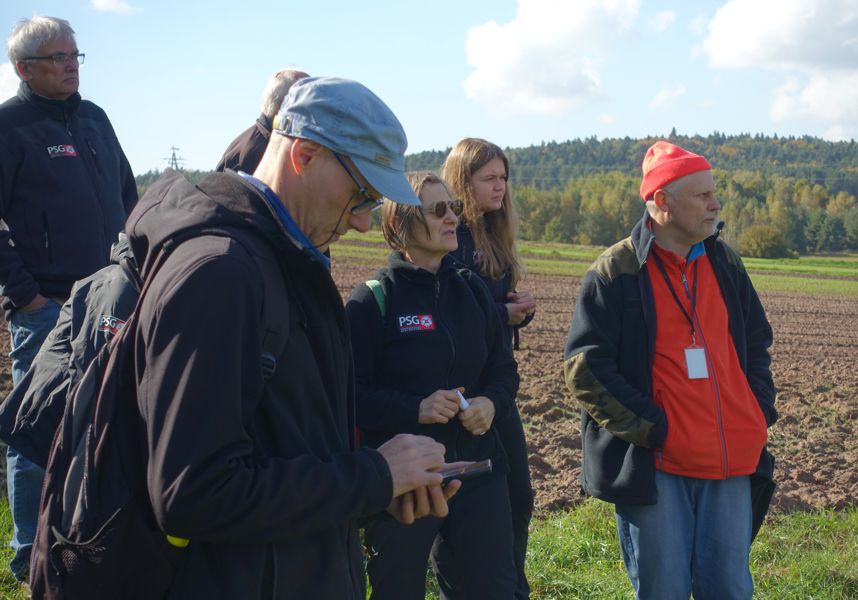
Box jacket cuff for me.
[9,280,40,309]
[647,409,668,447]
[358,447,395,514]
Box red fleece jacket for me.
[648,243,768,479]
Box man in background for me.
[0,15,136,583]
[564,141,777,599]
[216,68,309,173]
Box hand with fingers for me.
[418,389,461,424]
[458,395,495,436]
[506,290,536,325]
[378,434,468,524]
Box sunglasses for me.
[421,199,464,218]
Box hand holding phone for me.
[439,459,492,486]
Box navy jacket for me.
[564,212,776,514]
[0,82,137,310]
[0,235,140,468]
[346,252,519,468]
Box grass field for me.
[339,231,858,296]
[3,498,854,599]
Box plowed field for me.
[329,253,858,514]
[2,251,855,515]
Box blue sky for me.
[3,0,856,175]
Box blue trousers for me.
[6,300,59,581]
[615,471,754,600]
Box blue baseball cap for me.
[273,76,420,206]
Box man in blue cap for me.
[107,77,457,598]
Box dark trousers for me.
[433,406,534,599]
[366,473,516,600]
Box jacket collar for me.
[256,113,272,134]
[387,251,456,281]
[630,207,724,269]
[18,81,81,120]
[630,208,656,269]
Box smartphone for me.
[439,459,492,486]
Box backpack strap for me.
[365,279,386,318]
[227,232,291,381]
[259,268,290,380]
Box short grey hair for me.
[645,176,685,216]
[7,16,75,64]
[260,68,309,119]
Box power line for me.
[163,146,184,170]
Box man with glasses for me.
[116,76,459,598]
[0,15,136,584]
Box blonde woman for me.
[346,172,517,599]
[442,139,535,599]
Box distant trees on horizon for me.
[136,133,858,258]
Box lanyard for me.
[651,251,699,345]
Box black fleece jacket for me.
[0,82,137,310]
[452,222,533,352]
[127,170,392,599]
[346,252,519,468]
[215,113,271,174]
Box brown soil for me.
[330,255,858,515]
[1,254,855,515]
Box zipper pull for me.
[87,140,96,156]
[681,271,690,295]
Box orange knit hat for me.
[639,141,711,200]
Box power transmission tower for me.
[164,146,185,170]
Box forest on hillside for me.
[137,133,858,257]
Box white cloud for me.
[0,63,19,101]
[649,10,677,33]
[822,125,856,142]
[463,0,640,115]
[91,0,139,15]
[600,113,617,124]
[771,72,858,122]
[704,0,858,70]
[703,0,858,127]
[648,84,686,109]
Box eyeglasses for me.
[332,152,383,215]
[421,199,464,218]
[23,52,85,65]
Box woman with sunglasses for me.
[441,138,535,599]
[346,172,518,599]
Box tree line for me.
[137,133,858,257]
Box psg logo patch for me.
[397,314,436,333]
[46,144,78,158]
[97,314,126,336]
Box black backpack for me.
[29,229,291,599]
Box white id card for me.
[684,346,709,379]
